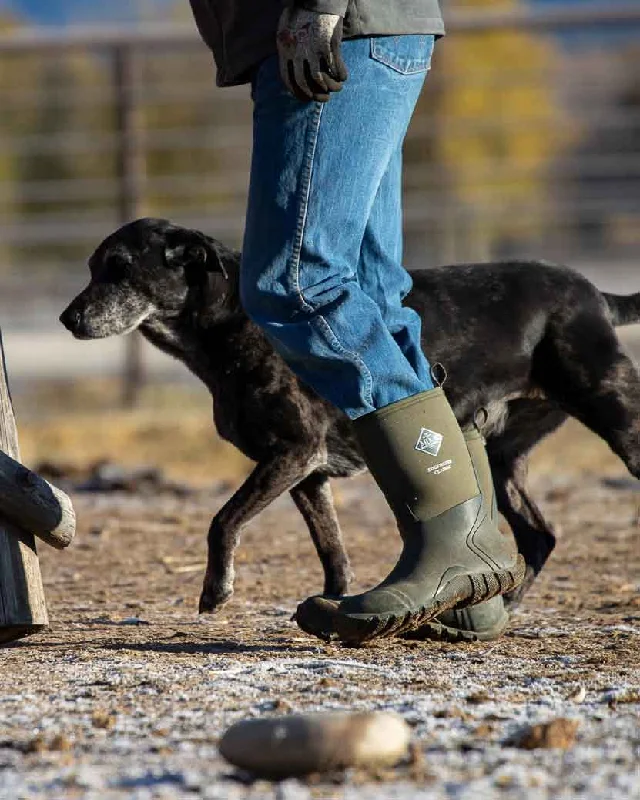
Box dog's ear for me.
[164,227,228,279]
[164,227,240,321]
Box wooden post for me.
[113,44,146,409]
[0,332,48,644]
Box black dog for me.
[60,218,640,615]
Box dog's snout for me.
[59,307,82,332]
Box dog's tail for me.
[603,292,640,327]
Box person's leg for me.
[242,35,524,644]
[300,180,515,642]
[356,144,433,386]
[241,36,435,420]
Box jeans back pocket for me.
[370,34,435,75]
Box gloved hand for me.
[276,8,348,102]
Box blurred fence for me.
[0,4,639,400]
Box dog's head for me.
[60,218,238,339]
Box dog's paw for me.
[198,585,233,614]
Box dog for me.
[60,217,640,615]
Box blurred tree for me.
[10,44,114,268]
[0,0,580,274]
[406,0,571,261]
[0,13,41,269]
[3,0,237,271]
[569,44,640,250]
[140,1,250,220]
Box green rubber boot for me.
[403,425,510,642]
[303,388,524,645]
[295,423,512,644]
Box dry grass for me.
[529,418,627,478]
[14,377,630,487]
[16,378,252,485]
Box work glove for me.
[276,8,348,102]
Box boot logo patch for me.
[415,427,443,457]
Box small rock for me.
[515,718,579,750]
[606,687,640,706]
[316,677,337,689]
[219,711,411,778]
[272,699,293,714]
[406,741,431,782]
[50,734,73,752]
[473,722,494,739]
[23,735,46,754]
[24,733,73,754]
[433,706,471,721]
[466,690,490,705]
[566,685,586,703]
[92,709,116,730]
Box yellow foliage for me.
[0,14,41,262]
[427,0,573,250]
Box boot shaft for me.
[353,387,480,525]
[463,424,499,523]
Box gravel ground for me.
[1,468,639,800]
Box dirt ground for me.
[1,395,639,800]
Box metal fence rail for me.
[0,4,638,400]
[0,4,637,266]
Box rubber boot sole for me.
[294,595,347,643]
[295,594,510,644]
[331,555,525,645]
[399,610,508,643]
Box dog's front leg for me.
[290,473,353,596]
[199,454,312,613]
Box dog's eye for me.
[190,246,207,264]
[107,256,129,280]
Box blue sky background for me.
[0,0,175,25]
[0,0,637,48]
[0,0,635,26]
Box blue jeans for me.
[241,35,436,419]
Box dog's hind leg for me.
[491,455,558,609]
[199,454,314,614]
[486,401,567,609]
[534,314,640,479]
[290,473,353,597]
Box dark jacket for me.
[188,0,444,87]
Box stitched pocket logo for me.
[415,427,443,457]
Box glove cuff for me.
[291,0,347,16]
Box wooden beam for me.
[0,451,75,549]
[0,332,48,645]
